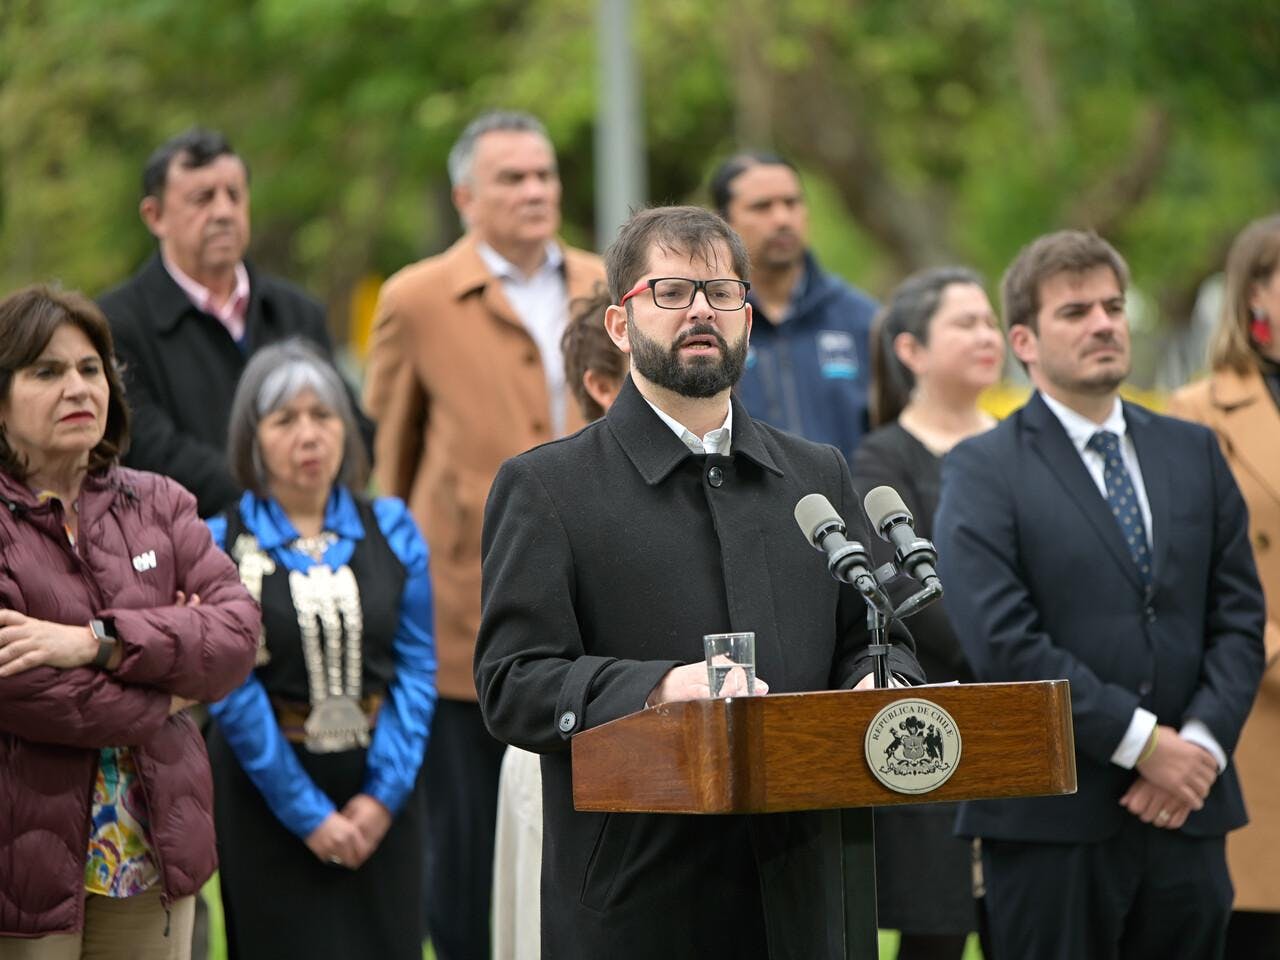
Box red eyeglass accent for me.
[619,279,652,306]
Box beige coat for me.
[1170,368,1280,910]
[363,235,605,700]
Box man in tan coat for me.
[363,110,604,960]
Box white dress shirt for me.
[1039,392,1225,772]
[477,242,571,436]
[644,398,733,454]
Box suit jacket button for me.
[558,710,577,733]
[1144,606,1156,623]
[707,466,724,487]
[1257,531,1271,552]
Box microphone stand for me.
[867,605,892,690]
[864,562,944,689]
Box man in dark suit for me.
[99,127,370,517]
[935,229,1266,959]
[474,205,923,960]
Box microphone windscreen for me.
[863,485,913,532]
[794,493,841,543]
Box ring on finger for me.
[327,855,343,866]
[1155,809,1170,824]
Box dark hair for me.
[871,267,986,426]
[561,283,625,421]
[605,205,751,304]
[142,127,245,200]
[1001,229,1129,334]
[1212,213,1280,374]
[0,285,131,479]
[708,152,799,218]
[226,339,369,496]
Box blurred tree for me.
[1,0,1277,357]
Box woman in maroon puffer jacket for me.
[0,285,260,957]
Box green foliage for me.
[1,0,1277,346]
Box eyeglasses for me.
[619,277,751,311]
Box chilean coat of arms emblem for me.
[864,698,962,795]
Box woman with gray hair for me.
[205,339,437,960]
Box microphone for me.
[794,494,893,616]
[862,486,941,589]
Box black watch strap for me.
[90,618,117,668]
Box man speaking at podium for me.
[935,230,1265,959]
[475,205,922,959]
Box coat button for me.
[1144,606,1156,624]
[1138,681,1153,697]
[1257,532,1271,552]
[531,420,546,434]
[525,350,539,365]
[707,466,724,488]
[558,710,577,734]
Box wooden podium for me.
[571,681,1076,959]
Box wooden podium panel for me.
[571,680,1075,813]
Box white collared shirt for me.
[477,241,570,436]
[644,399,733,455]
[1039,392,1153,550]
[1038,391,1224,773]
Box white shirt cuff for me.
[1112,707,1158,769]
[1180,719,1227,773]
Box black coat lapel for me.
[1023,393,1145,593]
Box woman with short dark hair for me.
[207,338,436,960]
[0,284,259,959]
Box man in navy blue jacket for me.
[935,229,1265,959]
[710,153,878,462]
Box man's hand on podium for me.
[645,662,770,708]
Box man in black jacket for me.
[99,128,369,517]
[474,206,923,960]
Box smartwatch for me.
[90,618,118,669]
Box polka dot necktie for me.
[1086,430,1152,587]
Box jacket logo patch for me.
[818,330,859,380]
[132,550,158,572]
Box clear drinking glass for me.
[703,632,756,697]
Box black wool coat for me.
[475,377,923,960]
[99,254,372,517]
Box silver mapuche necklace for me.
[290,563,369,753]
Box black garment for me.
[474,377,924,960]
[99,254,373,517]
[1224,909,1280,960]
[211,499,421,960]
[852,423,976,942]
[210,731,425,960]
[420,698,507,960]
[982,825,1233,960]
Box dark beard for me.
[628,318,749,398]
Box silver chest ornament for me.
[289,562,370,753]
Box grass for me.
[202,878,980,959]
